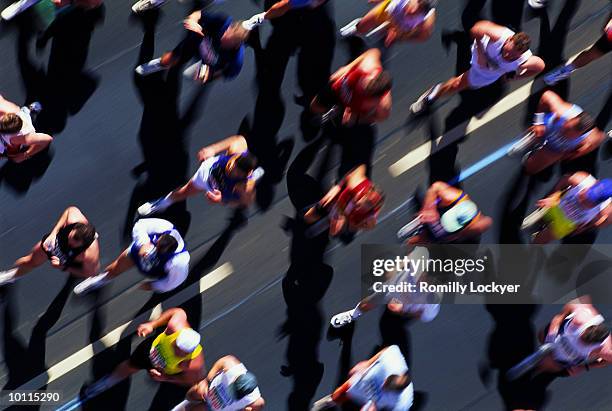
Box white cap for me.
[175,328,201,353]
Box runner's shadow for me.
[1,277,75,411]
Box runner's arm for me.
[547,303,581,338]
[198,135,247,159]
[48,206,85,238]
[395,11,436,43]
[10,132,53,162]
[145,307,188,332]
[330,49,381,83]
[564,129,604,160]
[537,91,568,117]
[264,0,292,20]
[515,56,545,80]
[0,95,20,114]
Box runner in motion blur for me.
[0,206,100,286]
[340,0,437,47]
[170,355,265,411]
[73,218,190,294]
[0,95,51,163]
[81,307,204,400]
[410,20,545,115]
[311,49,393,126]
[137,135,263,216]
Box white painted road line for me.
[15,262,234,392]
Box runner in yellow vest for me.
[81,308,205,400]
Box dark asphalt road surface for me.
[0,0,611,410]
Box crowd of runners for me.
[0,0,611,409]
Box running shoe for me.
[330,309,355,328]
[397,216,423,240]
[521,207,549,230]
[410,84,439,115]
[135,58,167,76]
[0,269,17,287]
[320,105,340,125]
[339,18,361,37]
[80,376,112,400]
[137,197,172,217]
[73,272,110,295]
[543,64,574,85]
[311,395,336,411]
[242,12,265,31]
[528,0,548,9]
[1,0,40,21]
[251,167,265,183]
[607,130,611,140]
[132,0,166,14]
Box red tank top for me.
[331,67,384,114]
[334,179,383,226]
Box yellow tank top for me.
[149,331,203,375]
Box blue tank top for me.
[208,153,249,203]
[544,105,590,152]
[129,230,187,279]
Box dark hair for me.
[156,234,178,255]
[582,324,611,345]
[417,0,436,11]
[70,223,96,247]
[0,113,23,134]
[363,71,393,97]
[235,153,258,174]
[383,373,411,392]
[510,32,531,53]
[574,112,596,134]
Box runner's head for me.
[382,372,411,392]
[0,113,23,134]
[502,32,530,61]
[581,178,612,207]
[227,153,258,179]
[67,223,96,249]
[581,324,611,345]
[230,372,259,399]
[362,71,393,99]
[562,112,596,138]
[155,234,179,256]
[221,22,250,49]
[174,328,201,356]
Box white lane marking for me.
[388,50,589,178]
[389,79,536,177]
[14,263,233,391]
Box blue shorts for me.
[290,0,313,8]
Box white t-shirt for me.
[469,28,532,86]
[206,363,262,411]
[386,0,435,32]
[559,175,611,225]
[191,155,220,192]
[347,345,414,410]
[131,218,190,292]
[0,107,35,154]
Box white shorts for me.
[190,155,219,192]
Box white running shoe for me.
[330,309,355,328]
[242,12,265,31]
[543,64,574,85]
[132,0,166,14]
[0,269,17,287]
[1,0,40,21]
[410,84,439,115]
[135,58,167,76]
[339,18,361,37]
[251,167,265,183]
[311,395,336,411]
[397,216,423,240]
[74,272,110,295]
[528,0,548,9]
[137,196,172,217]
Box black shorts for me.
[128,335,156,370]
[593,31,612,54]
[314,82,342,111]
